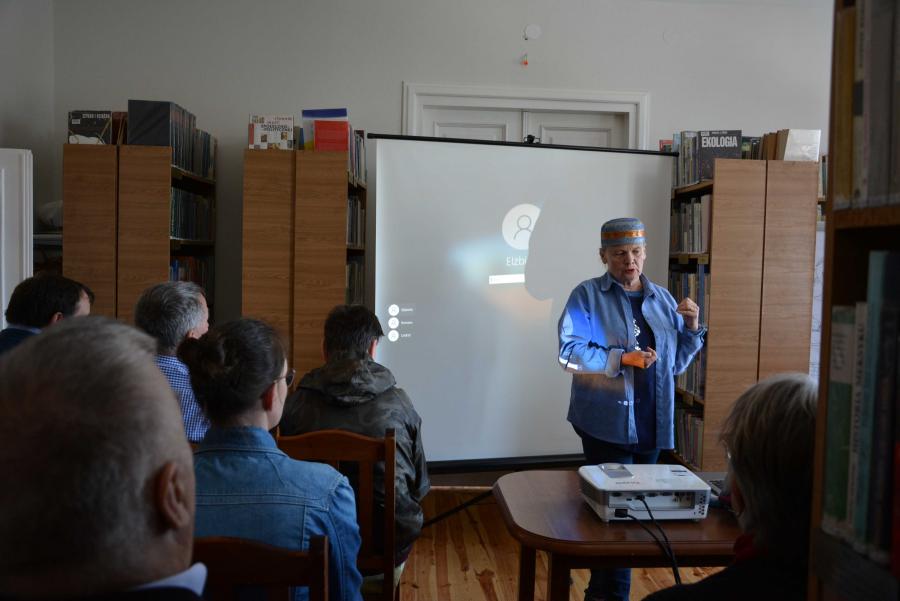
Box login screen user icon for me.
[502,203,541,251]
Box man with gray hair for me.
[0,317,202,598]
[135,281,210,442]
[645,372,817,601]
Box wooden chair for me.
[277,429,397,601]
[192,536,328,601]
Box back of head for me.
[0,316,192,595]
[323,304,384,359]
[4,273,94,328]
[720,372,817,561]
[178,318,285,425]
[134,281,206,354]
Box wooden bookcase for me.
[63,144,216,322]
[807,1,900,598]
[242,149,366,375]
[668,158,818,471]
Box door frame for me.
[402,82,650,150]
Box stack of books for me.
[170,188,213,241]
[127,100,217,178]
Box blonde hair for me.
[720,372,817,560]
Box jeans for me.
[575,426,660,601]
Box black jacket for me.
[0,327,36,358]
[279,354,430,562]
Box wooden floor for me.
[400,490,721,601]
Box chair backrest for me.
[277,428,396,601]
[193,536,328,601]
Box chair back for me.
[278,428,396,601]
[192,536,328,601]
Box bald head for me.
[0,317,195,596]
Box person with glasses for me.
[558,217,706,601]
[179,318,363,601]
[279,305,430,581]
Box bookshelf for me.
[808,2,900,597]
[62,144,216,322]
[242,149,366,375]
[667,158,817,471]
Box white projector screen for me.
[374,136,674,463]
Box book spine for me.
[867,302,898,563]
[822,306,856,536]
[852,0,868,207]
[854,251,886,549]
[846,301,868,544]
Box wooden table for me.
[493,470,741,601]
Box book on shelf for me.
[67,111,112,144]
[314,119,349,151]
[170,188,213,241]
[741,136,761,159]
[248,114,294,150]
[774,129,822,161]
[170,254,214,295]
[346,256,365,305]
[822,305,856,538]
[833,4,856,209]
[127,99,216,178]
[697,130,741,180]
[301,107,348,151]
[859,251,899,563]
[347,194,365,247]
[111,111,127,145]
[674,405,703,468]
[670,194,711,254]
[350,129,366,185]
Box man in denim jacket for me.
[558,217,705,601]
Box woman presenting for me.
[557,217,706,601]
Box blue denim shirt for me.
[194,426,363,601]
[558,273,705,449]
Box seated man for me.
[0,317,202,599]
[644,372,817,601]
[0,272,93,356]
[280,304,430,566]
[135,281,210,442]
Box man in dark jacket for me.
[0,273,93,356]
[280,304,430,565]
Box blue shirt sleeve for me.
[557,283,625,378]
[325,475,364,601]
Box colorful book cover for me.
[314,119,350,151]
[68,110,113,144]
[248,115,294,150]
[697,130,741,180]
[302,108,348,150]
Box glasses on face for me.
[275,368,296,388]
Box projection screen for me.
[373,136,675,463]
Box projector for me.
[578,463,710,522]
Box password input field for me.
[488,273,525,285]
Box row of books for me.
[831,1,900,209]
[66,102,218,179]
[170,188,213,241]
[169,255,214,294]
[670,194,711,254]
[346,257,365,305]
[128,100,216,177]
[677,349,707,401]
[347,195,365,247]
[661,130,741,187]
[661,128,821,188]
[247,110,350,151]
[668,267,711,327]
[822,250,899,573]
[349,129,366,185]
[673,406,704,469]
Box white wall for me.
[0,0,54,227]
[48,0,833,320]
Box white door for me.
[0,149,34,328]
[420,107,629,148]
[524,111,628,148]
[420,107,522,141]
